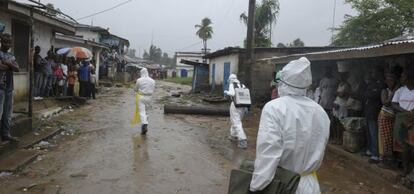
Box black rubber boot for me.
[141,124,148,135]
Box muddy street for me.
[0,81,411,194]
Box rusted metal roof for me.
[261,39,414,64]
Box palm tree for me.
[240,0,279,47]
[195,18,213,62]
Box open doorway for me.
[12,19,30,71]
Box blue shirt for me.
[44,60,53,75]
[79,65,90,81]
[0,51,15,91]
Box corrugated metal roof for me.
[260,39,414,62]
[386,32,414,42]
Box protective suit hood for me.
[228,74,240,84]
[140,68,149,78]
[278,57,312,97]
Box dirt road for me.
[0,82,410,194]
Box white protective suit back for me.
[224,74,248,140]
[225,74,244,97]
[250,57,330,194]
[135,68,155,95]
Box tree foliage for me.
[149,45,162,62]
[289,38,305,47]
[276,38,305,48]
[276,43,286,48]
[195,18,213,57]
[240,0,279,47]
[142,45,175,67]
[143,50,150,60]
[195,18,213,42]
[332,0,414,46]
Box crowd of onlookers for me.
[271,61,414,179]
[34,46,97,100]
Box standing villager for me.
[347,73,365,117]
[378,72,399,165]
[333,65,351,120]
[392,67,414,176]
[250,57,330,193]
[53,59,64,97]
[270,71,278,100]
[306,82,319,102]
[132,68,155,135]
[34,46,44,98]
[60,58,68,96]
[87,62,95,98]
[41,53,54,97]
[67,65,77,96]
[90,70,96,99]
[224,74,248,149]
[332,67,351,144]
[0,34,20,142]
[365,67,386,163]
[319,67,338,113]
[78,61,90,97]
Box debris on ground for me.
[34,97,44,101]
[70,172,88,178]
[0,172,12,177]
[19,181,58,193]
[171,93,181,98]
[35,155,45,162]
[202,96,228,104]
[34,141,52,150]
[164,105,229,116]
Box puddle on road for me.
[132,134,150,173]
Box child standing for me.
[90,70,96,99]
[67,65,77,96]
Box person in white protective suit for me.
[250,57,330,193]
[224,74,248,149]
[134,68,155,135]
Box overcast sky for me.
[34,0,355,56]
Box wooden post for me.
[245,0,256,88]
[28,9,34,117]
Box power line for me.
[179,41,203,51]
[77,0,133,21]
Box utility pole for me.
[331,0,337,43]
[245,0,256,88]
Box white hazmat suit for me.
[224,74,248,141]
[134,68,155,125]
[250,57,330,193]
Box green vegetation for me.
[143,45,176,67]
[240,0,280,47]
[333,0,414,46]
[195,17,214,60]
[164,77,193,86]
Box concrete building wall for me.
[176,66,194,78]
[176,55,203,65]
[13,73,29,103]
[209,54,239,85]
[176,55,202,78]
[33,22,55,57]
[55,39,84,49]
[0,12,12,34]
[251,59,275,104]
[76,29,100,42]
